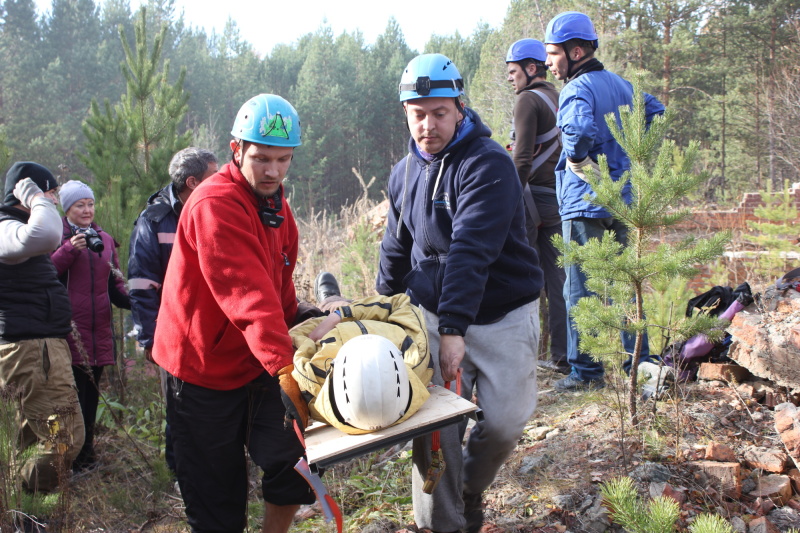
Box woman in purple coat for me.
[51,180,130,472]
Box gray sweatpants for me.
[412,301,540,531]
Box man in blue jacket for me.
[544,12,665,390]
[128,146,217,472]
[377,53,544,533]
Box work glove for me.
[13,177,44,209]
[277,364,310,430]
[566,156,601,183]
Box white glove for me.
[566,157,601,183]
[13,177,44,209]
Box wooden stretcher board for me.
[305,385,479,470]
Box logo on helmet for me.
[260,112,292,139]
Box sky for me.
[34,0,513,55]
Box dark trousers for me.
[524,185,568,361]
[72,365,104,469]
[166,372,314,533]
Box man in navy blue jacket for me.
[128,147,217,472]
[544,12,665,391]
[128,148,218,360]
[377,53,544,533]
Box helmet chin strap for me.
[562,43,580,79]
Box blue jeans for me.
[562,217,650,381]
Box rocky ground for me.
[320,355,800,533]
[64,287,800,533]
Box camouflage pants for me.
[0,338,85,492]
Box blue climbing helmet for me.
[545,12,599,49]
[506,39,547,63]
[399,53,464,102]
[230,94,301,147]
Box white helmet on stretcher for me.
[331,334,412,431]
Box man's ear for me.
[526,63,539,77]
[186,176,199,191]
[456,99,465,121]
[230,139,241,165]
[572,45,586,62]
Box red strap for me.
[432,369,463,452]
[432,429,441,452]
[293,419,306,449]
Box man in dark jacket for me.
[0,162,85,493]
[506,38,569,374]
[128,147,217,474]
[129,147,218,361]
[377,53,544,533]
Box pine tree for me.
[554,74,729,423]
[0,0,49,165]
[80,5,190,225]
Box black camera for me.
[74,227,104,253]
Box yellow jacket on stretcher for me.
[290,294,433,434]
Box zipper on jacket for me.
[421,162,434,254]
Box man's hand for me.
[144,347,155,364]
[277,364,309,430]
[566,156,601,183]
[439,334,465,382]
[13,178,44,209]
[308,312,341,342]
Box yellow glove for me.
[277,364,310,430]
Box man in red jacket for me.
[152,94,312,533]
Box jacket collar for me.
[566,58,604,83]
[0,205,29,222]
[517,78,552,95]
[220,161,285,211]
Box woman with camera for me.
[51,180,130,472]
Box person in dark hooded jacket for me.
[377,53,544,533]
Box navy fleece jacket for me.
[377,107,543,334]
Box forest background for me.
[1,0,799,219]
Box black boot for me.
[463,491,483,533]
[314,272,341,303]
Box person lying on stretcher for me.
[290,275,433,435]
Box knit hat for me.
[3,161,58,206]
[59,180,95,213]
